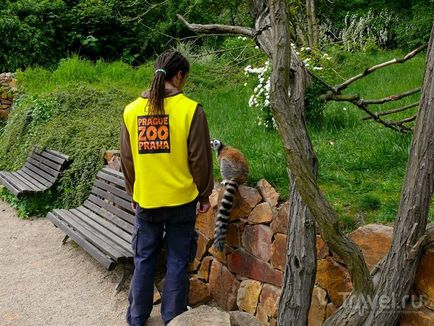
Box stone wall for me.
[0,73,17,120]
[188,181,434,326]
[188,179,285,325]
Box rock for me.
[236,280,262,314]
[153,284,161,304]
[414,249,434,310]
[168,305,231,326]
[195,231,212,261]
[209,186,222,209]
[229,311,263,326]
[188,278,211,306]
[270,233,287,271]
[196,208,216,239]
[226,222,242,248]
[255,304,269,324]
[197,256,213,281]
[257,284,281,320]
[107,156,121,171]
[308,287,328,326]
[242,224,273,262]
[400,304,434,326]
[208,245,227,264]
[316,235,329,259]
[316,257,352,307]
[326,302,337,319]
[227,249,283,287]
[270,201,289,234]
[103,150,120,162]
[229,185,263,220]
[209,260,240,311]
[256,179,279,207]
[248,202,273,225]
[348,224,393,271]
[188,259,201,273]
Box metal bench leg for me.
[115,263,133,295]
[61,235,69,245]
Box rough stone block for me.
[270,233,287,271]
[242,224,273,262]
[236,280,262,314]
[248,202,273,225]
[270,201,289,234]
[227,249,283,287]
[209,260,240,311]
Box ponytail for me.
[148,50,190,115]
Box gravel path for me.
[0,199,163,326]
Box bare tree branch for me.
[361,87,421,105]
[363,101,419,120]
[335,44,427,92]
[176,14,254,37]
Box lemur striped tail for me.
[213,179,239,251]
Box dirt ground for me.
[0,199,164,326]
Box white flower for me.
[343,107,347,111]
[313,66,323,70]
[243,82,247,87]
[255,46,259,49]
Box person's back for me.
[120,50,213,326]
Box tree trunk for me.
[306,0,319,48]
[325,24,434,326]
[276,33,318,326]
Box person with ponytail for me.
[120,50,213,326]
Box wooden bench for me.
[47,167,135,291]
[0,149,69,197]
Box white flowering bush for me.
[244,60,275,130]
[245,45,334,129]
[320,9,397,52]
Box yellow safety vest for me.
[123,93,199,208]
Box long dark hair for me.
[148,50,190,115]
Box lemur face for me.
[210,139,223,152]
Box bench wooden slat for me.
[31,152,63,171]
[55,209,126,260]
[96,170,127,189]
[10,171,41,191]
[83,200,134,234]
[21,167,52,187]
[1,172,29,192]
[27,157,59,177]
[47,212,115,270]
[0,173,21,196]
[91,186,133,213]
[16,170,47,190]
[37,150,67,165]
[64,208,129,258]
[94,179,131,202]
[74,206,133,254]
[45,149,69,161]
[101,167,125,179]
[24,162,57,184]
[86,195,135,225]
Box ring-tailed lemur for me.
[210,139,249,251]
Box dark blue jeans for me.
[126,199,198,326]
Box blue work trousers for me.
[126,199,198,326]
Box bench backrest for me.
[22,149,69,187]
[84,167,135,234]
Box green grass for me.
[0,52,432,227]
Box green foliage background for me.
[1,0,433,71]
